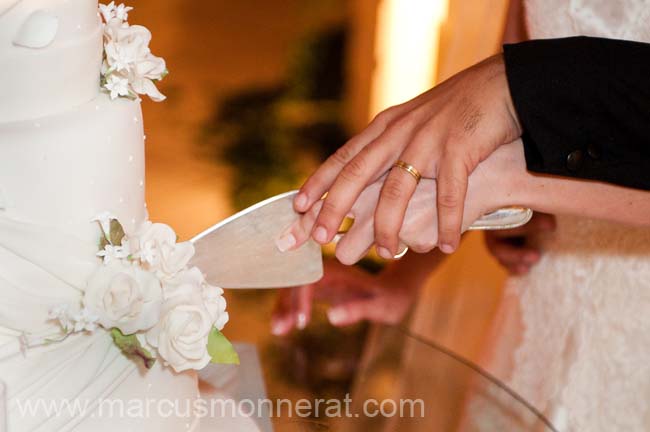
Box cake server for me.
[190,191,324,289]
[190,190,532,289]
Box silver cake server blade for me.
[468,207,533,231]
[190,191,323,289]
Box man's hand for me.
[485,213,556,275]
[293,54,521,257]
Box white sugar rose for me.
[84,261,162,335]
[131,221,195,278]
[146,269,213,372]
[203,283,229,331]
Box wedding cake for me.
[0,2,241,431]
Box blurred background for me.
[130,1,535,430]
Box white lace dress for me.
[465,1,650,431]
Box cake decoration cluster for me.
[49,213,238,372]
[99,3,168,101]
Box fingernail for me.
[295,193,308,210]
[376,247,393,260]
[276,233,296,252]
[296,313,307,330]
[440,243,455,254]
[271,321,286,336]
[313,226,328,243]
[327,308,346,325]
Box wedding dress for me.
[464,1,650,431]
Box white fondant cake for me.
[0,2,248,431]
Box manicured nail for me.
[296,313,307,330]
[440,243,455,254]
[376,247,393,260]
[313,226,328,243]
[276,233,296,252]
[327,308,346,325]
[295,193,308,210]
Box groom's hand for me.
[293,54,522,257]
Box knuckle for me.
[341,155,367,182]
[319,200,341,223]
[382,178,404,202]
[373,107,397,126]
[331,145,353,166]
[410,238,436,253]
[438,191,461,210]
[389,113,415,132]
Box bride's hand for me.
[271,259,418,335]
[278,141,522,263]
[292,54,521,258]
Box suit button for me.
[566,150,584,172]
[587,143,601,159]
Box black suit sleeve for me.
[503,36,650,190]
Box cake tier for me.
[0,92,146,242]
[2,331,201,431]
[0,0,102,122]
[0,93,203,431]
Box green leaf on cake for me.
[110,328,156,369]
[207,328,240,365]
[109,219,126,246]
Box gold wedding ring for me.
[393,160,422,184]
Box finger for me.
[294,107,400,213]
[374,158,421,258]
[271,289,297,335]
[276,200,323,252]
[494,243,540,267]
[437,155,469,254]
[335,217,374,265]
[294,284,315,330]
[399,179,438,253]
[311,133,404,245]
[333,180,383,264]
[327,300,375,327]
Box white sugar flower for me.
[71,308,100,333]
[203,282,229,331]
[99,4,167,102]
[146,269,214,372]
[114,3,133,22]
[130,221,194,278]
[97,243,130,265]
[104,74,130,99]
[84,261,163,335]
[48,304,74,333]
[99,2,116,23]
[99,2,132,24]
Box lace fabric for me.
[466,2,650,430]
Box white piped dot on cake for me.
[139,180,144,187]
[119,197,124,203]
[133,116,139,123]
[128,155,134,163]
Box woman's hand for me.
[271,259,420,335]
[293,54,522,258]
[485,213,556,275]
